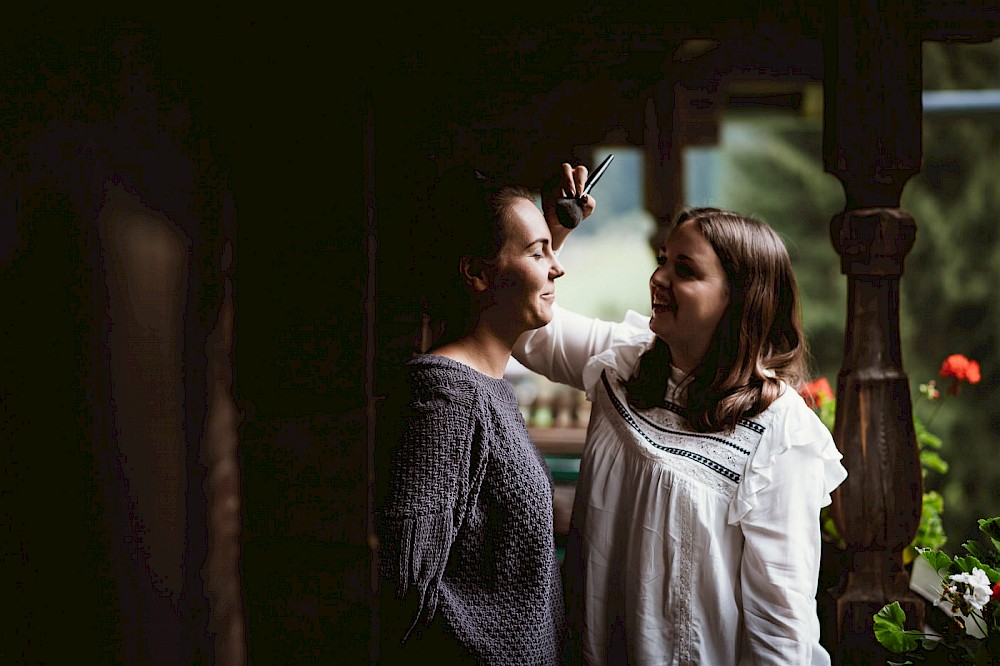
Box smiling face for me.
[649,220,730,372]
[481,197,565,337]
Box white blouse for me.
[513,304,848,666]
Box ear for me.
[459,256,490,292]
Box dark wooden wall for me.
[5,6,998,665]
[2,12,370,664]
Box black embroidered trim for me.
[659,399,766,434]
[632,408,751,456]
[602,371,741,483]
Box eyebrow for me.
[524,238,549,250]
[658,248,694,262]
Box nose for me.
[551,256,566,279]
[650,264,670,288]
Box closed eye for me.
[527,239,549,258]
[675,262,694,277]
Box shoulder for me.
[385,358,489,463]
[729,382,846,522]
[405,355,478,402]
[581,310,656,392]
[759,383,826,431]
[403,354,518,415]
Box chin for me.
[530,309,553,330]
[648,314,667,334]
[533,315,552,329]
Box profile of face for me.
[649,220,730,372]
[478,197,565,336]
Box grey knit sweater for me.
[377,354,563,664]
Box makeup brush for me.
[555,153,615,229]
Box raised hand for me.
[542,162,598,250]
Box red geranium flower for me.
[993,581,1000,602]
[939,354,981,395]
[800,377,833,409]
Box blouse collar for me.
[665,364,695,405]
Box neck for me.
[667,342,705,376]
[430,326,513,379]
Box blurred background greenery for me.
[551,39,1000,549]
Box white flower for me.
[948,568,993,612]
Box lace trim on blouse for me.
[598,370,767,499]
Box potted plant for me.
[873,516,1000,664]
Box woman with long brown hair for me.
[514,194,848,664]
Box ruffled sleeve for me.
[729,386,847,525]
[729,386,847,664]
[513,304,654,393]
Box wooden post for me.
[823,1,925,662]
[644,77,721,242]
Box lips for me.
[651,291,675,313]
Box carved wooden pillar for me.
[823,1,925,662]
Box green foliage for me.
[980,517,1000,554]
[814,394,836,432]
[915,418,948,476]
[916,491,949,554]
[917,547,954,575]
[901,40,1000,549]
[875,518,1000,663]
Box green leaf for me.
[919,548,954,573]
[951,554,980,573]
[912,494,948,553]
[916,428,943,451]
[962,541,990,563]
[978,517,1000,543]
[874,603,922,653]
[919,449,949,474]
[922,491,945,513]
[950,555,998,582]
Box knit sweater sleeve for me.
[377,372,481,645]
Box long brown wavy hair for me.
[624,207,809,432]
